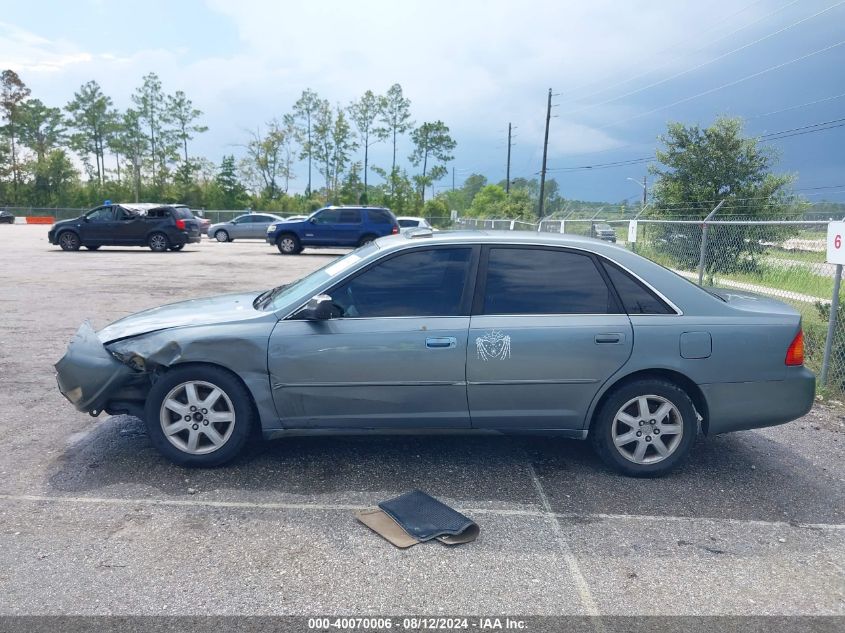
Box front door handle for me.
[426,337,457,349]
[595,333,622,344]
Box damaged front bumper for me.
[55,321,145,416]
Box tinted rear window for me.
[366,209,394,224]
[602,260,674,314]
[482,247,619,315]
[172,207,193,219]
[339,209,362,223]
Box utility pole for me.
[452,167,455,192]
[538,88,552,218]
[642,175,647,207]
[506,122,512,195]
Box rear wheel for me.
[590,379,697,477]
[85,245,101,251]
[58,231,81,251]
[148,232,169,252]
[358,234,377,247]
[214,230,229,243]
[144,365,256,467]
[169,243,185,251]
[276,233,301,254]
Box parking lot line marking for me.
[525,464,601,618]
[0,493,842,532]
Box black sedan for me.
[48,204,201,252]
[0,210,14,224]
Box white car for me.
[397,216,435,234]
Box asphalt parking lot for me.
[0,225,843,616]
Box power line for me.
[561,0,785,104]
[749,91,845,119]
[598,39,845,130]
[560,1,844,118]
[544,116,845,173]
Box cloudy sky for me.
[2,0,844,203]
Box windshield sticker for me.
[476,330,511,361]
[325,254,361,277]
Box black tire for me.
[85,245,101,251]
[144,365,256,467]
[169,243,185,251]
[358,234,377,247]
[58,231,81,251]
[276,233,302,255]
[590,379,698,477]
[148,232,169,252]
[214,230,229,243]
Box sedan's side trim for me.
[467,378,599,386]
[272,380,467,390]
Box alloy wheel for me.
[159,380,236,455]
[611,395,684,465]
[59,232,79,250]
[279,237,296,253]
[150,234,168,251]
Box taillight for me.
[785,329,804,366]
[391,224,399,234]
[175,219,186,230]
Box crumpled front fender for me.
[55,321,137,414]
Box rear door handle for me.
[595,333,622,344]
[426,337,457,349]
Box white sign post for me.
[827,221,845,264]
[627,220,638,243]
[822,221,845,386]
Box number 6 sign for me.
[827,221,845,264]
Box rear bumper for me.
[55,322,137,414]
[172,232,202,245]
[701,367,815,435]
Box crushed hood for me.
[98,292,267,343]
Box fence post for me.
[697,200,726,286]
[821,264,842,387]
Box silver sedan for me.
[208,213,284,242]
[54,231,814,476]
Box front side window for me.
[330,248,473,318]
[86,207,115,222]
[313,209,342,224]
[482,247,619,315]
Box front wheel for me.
[144,365,256,467]
[590,379,698,477]
[148,232,169,252]
[276,234,301,254]
[58,231,81,251]
[214,230,229,243]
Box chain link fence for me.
[457,214,845,395]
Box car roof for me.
[119,202,187,211]
[397,216,426,221]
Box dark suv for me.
[48,204,202,252]
[266,206,399,254]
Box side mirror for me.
[309,217,318,224]
[298,294,334,320]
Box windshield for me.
[255,244,377,312]
[398,219,419,227]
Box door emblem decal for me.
[476,330,511,361]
